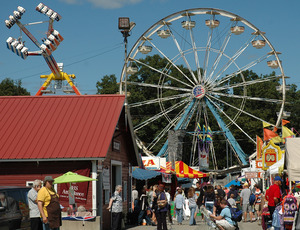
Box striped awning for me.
[159,161,209,178]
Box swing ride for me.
[5,3,81,96]
[119,8,287,170]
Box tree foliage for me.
[96,74,118,94]
[97,54,300,168]
[0,78,30,96]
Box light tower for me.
[5,3,81,96]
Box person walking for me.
[107,185,123,230]
[240,183,254,222]
[266,176,282,219]
[155,184,168,230]
[254,184,262,221]
[28,179,43,230]
[174,188,185,225]
[37,176,62,230]
[204,185,215,213]
[137,188,153,226]
[188,187,198,226]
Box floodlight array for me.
[5,6,25,29]
[36,3,62,21]
[40,30,64,55]
[6,37,28,59]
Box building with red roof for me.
[0,94,140,229]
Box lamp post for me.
[118,17,135,126]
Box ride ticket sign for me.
[262,140,283,170]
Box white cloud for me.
[60,0,143,9]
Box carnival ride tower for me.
[5,3,81,96]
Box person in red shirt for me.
[266,176,282,218]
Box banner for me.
[58,168,90,204]
[199,151,209,169]
[262,140,283,170]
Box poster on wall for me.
[58,168,90,203]
[103,168,110,190]
[262,140,283,170]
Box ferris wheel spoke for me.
[148,114,182,151]
[131,57,194,88]
[207,94,276,125]
[129,93,191,108]
[134,98,189,131]
[127,81,191,92]
[205,30,233,84]
[210,91,283,103]
[212,75,280,91]
[212,53,270,88]
[208,35,258,85]
[206,95,256,144]
[188,28,202,82]
[203,30,213,81]
[167,25,199,84]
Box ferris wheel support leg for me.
[205,98,248,166]
[157,99,196,159]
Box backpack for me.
[249,193,256,205]
[228,207,243,222]
[282,195,298,226]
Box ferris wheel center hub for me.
[192,85,206,99]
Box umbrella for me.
[54,171,97,184]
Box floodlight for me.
[118,17,130,30]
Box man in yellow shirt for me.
[37,176,61,230]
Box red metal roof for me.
[0,95,125,160]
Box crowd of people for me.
[128,179,271,230]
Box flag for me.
[263,128,282,143]
[202,125,207,140]
[197,123,202,140]
[263,121,272,128]
[256,136,263,159]
[282,126,295,139]
[282,119,290,126]
[206,126,212,142]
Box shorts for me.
[242,203,253,213]
[255,203,261,211]
[216,219,235,230]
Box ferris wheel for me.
[119,8,286,168]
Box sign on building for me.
[142,157,166,170]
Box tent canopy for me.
[132,167,161,180]
[286,138,300,181]
[54,171,96,184]
[159,161,209,179]
[225,180,241,188]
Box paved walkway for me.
[125,215,262,230]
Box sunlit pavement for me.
[125,215,262,230]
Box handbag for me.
[157,193,167,208]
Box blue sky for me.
[0,0,299,95]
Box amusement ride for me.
[119,8,288,170]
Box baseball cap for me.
[274,176,282,182]
[44,176,54,183]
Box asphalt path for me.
[125,215,262,230]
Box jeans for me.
[189,206,197,225]
[42,223,59,230]
[138,210,152,225]
[176,208,183,223]
[205,201,214,213]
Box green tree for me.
[96,74,118,94]
[0,78,30,96]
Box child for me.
[228,193,236,208]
